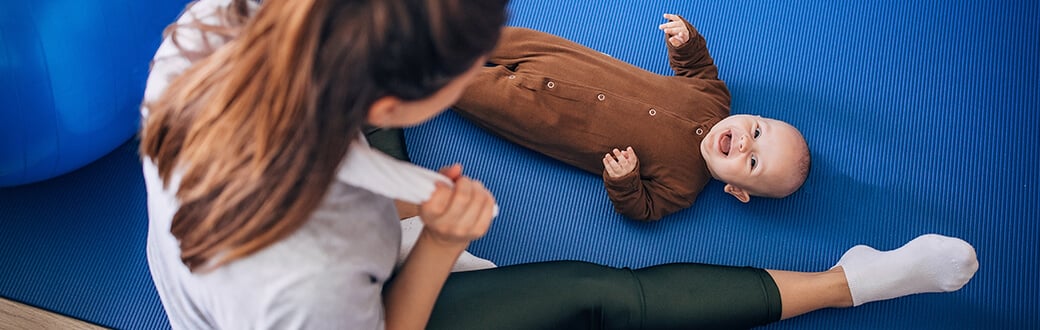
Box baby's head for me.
[700,114,810,203]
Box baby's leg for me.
[454,27,618,151]
[485,27,579,67]
[463,27,581,101]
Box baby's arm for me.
[659,13,720,80]
[602,149,694,221]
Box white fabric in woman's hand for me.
[336,138,499,216]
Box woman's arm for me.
[394,200,421,219]
[383,164,496,330]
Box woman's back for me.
[140,0,402,327]
[144,164,401,328]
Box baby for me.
[453,14,810,221]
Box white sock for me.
[833,234,979,306]
[397,216,496,272]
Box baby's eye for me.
[750,156,758,169]
[753,127,761,139]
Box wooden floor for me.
[0,297,106,330]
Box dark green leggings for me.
[428,261,782,330]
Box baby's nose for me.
[738,135,749,153]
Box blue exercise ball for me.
[0,0,190,187]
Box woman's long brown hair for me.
[140,0,507,272]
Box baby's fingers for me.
[658,22,683,33]
[603,154,622,176]
[624,147,638,160]
[612,148,630,166]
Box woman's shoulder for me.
[142,0,250,116]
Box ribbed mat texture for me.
[0,0,1035,329]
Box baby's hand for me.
[658,13,691,47]
[603,147,639,178]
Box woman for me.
[140,0,978,328]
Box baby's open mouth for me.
[719,131,732,156]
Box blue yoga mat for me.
[406,1,1038,329]
[0,0,1036,329]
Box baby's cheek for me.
[703,158,726,180]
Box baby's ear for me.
[723,184,751,203]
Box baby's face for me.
[700,115,807,197]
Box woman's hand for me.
[659,13,691,47]
[603,147,639,178]
[418,164,496,250]
[386,164,496,330]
